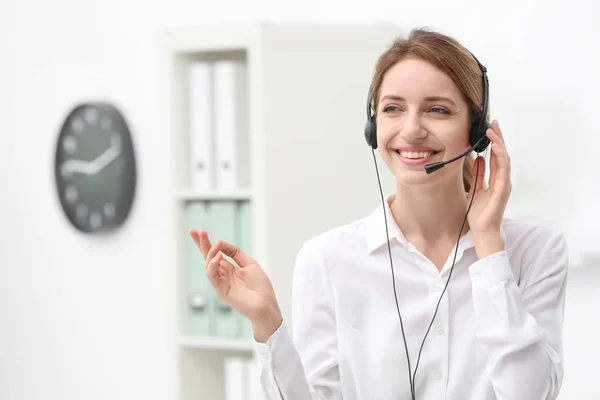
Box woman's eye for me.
[382,105,400,113]
[430,107,450,114]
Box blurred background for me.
[1,0,598,399]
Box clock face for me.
[54,102,136,233]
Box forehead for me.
[379,58,461,100]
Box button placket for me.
[431,284,449,390]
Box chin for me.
[393,169,437,188]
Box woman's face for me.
[376,57,471,188]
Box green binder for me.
[209,201,239,339]
[184,201,213,337]
[235,200,255,340]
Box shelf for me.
[179,334,255,354]
[163,22,403,400]
[176,189,252,201]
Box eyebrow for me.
[380,95,457,106]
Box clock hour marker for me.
[65,186,78,203]
[103,202,116,219]
[90,212,102,230]
[76,204,88,220]
[71,117,84,134]
[62,135,77,154]
[110,132,121,148]
[85,108,98,126]
[61,164,72,178]
[101,117,112,130]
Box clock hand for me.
[61,135,122,177]
[61,159,95,176]
[89,143,122,175]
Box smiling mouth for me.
[395,150,439,159]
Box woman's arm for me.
[254,241,341,399]
[470,230,568,400]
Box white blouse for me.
[254,195,569,400]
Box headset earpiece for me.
[469,120,491,153]
[468,55,491,154]
[364,83,378,149]
[365,119,378,149]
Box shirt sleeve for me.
[469,230,568,400]
[253,241,341,399]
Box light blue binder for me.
[235,200,255,340]
[209,201,239,338]
[184,201,213,337]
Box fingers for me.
[471,155,486,194]
[486,125,510,169]
[205,251,235,289]
[204,239,254,269]
[490,142,511,195]
[488,120,507,151]
[205,239,225,266]
[485,120,511,196]
[491,119,504,141]
[188,229,212,258]
[213,240,255,267]
[205,251,221,283]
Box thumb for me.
[211,240,255,268]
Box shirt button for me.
[473,273,481,281]
[435,283,444,292]
[436,372,443,380]
[436,327,444,335]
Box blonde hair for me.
[370,28,485,192]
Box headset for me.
[364,52,491,400]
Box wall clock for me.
[54,102,137,233]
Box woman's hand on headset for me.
[467,119,512,258]
[189,229,283,342]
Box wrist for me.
[473,232,505,259]
[251,303,283,343]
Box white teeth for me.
[399,151,435,159]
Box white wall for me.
[0,0,598,399]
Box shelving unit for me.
[160,22,401,400]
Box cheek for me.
[374,119,398,147]
[437,125,470,149]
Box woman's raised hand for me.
[188,229,283,341]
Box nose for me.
[400,112,427,141]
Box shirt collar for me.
[365,194,405,253]
[365,193,507,254]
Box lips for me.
[393,147,440,166]
[396,150,438,159]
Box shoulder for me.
[501,217,569,283]
[296,215,371,265]
[502,217,568,258]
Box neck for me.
[389,176,470,243]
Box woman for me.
[189,28,568,400]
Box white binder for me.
[224,357,246,400]
[213,59,250,191]
[188,61,214,190]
